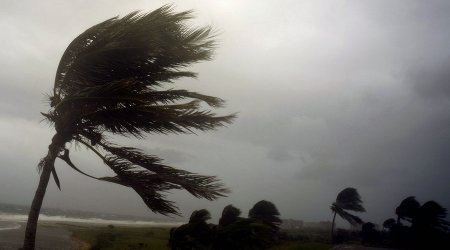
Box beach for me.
[0,222,79,250]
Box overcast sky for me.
[0,0,449,226]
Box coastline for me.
[0,222,78,250]
[0,219,180,250]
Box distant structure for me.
[280,219,304,230]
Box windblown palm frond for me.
[396,196,420,223]
[330,204,363,226]
[41,5,234,215]
[334,187,366,212]
[413,201,450,232]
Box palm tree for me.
[170,209,215,249]
[395,196,420,225]
[219,204,241,226]
[330,187,365,241]
[413,201,450,233]
[22,6,235,250]
[248,200,282,231]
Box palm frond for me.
[333,206,364,226]
[82,105,235,137]
[335,187,365,212]
[54,5,215,100]
[101,143,229,200]
[64,137,228,215]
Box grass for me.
[70,225,171,250]
[69,224,333,250]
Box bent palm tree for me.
[413,201,450,233]
[395,196,420,225]
[248,200,282,231]
[330,187,365,240]
[23,6,234,250]
[219,204,241,226]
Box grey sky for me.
[0,0,449,227]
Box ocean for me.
[0,202,182,231]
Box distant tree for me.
[215,218,273,250]
[219,205,241,227]
[330,187,365,241]
[170,209,215,249]
[412,201,449,233]
[190,209,212,224]
[248,200,282,232]
[383,218,396,231]
[396,196,420,225]
[23,6,235,250]
[411,201,450,249]
[361,222,380,243]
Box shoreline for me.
[0,219,179,250]
[0,222,78,250]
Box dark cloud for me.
[0,0,449,224]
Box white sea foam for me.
[0,222,21,231]
[0,213,183,227]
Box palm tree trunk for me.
[331,211,337,243]
[22,133,66,250]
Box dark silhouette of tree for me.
[215,201,280,250]
[189,209,212,224]
[330,187,365,241]
[170,209,215,249]
[383,218,396,231]
[411,201,450,249]
[170,202,282,250]
[395,196,420,225]
[219,205,241,227]
[361,222,380,244]
[412,201,450,233]
[214,218,273,250]
[248,200,282,231]
[22,6,235,250]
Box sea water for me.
[0,221,21,231]
[0,203,183,231]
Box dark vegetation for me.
[329,192,450,249]
[23,5,234,250]
[71,226,171,250]
[373,197,450,249]
[169,200,282,249]
[68,191,449,249]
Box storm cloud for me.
[0,0,449,225]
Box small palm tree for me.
[413,201,450,233]
[330,187,365,240]
[23,6,234,250]
[248,200,282,231]
[219,204,241,227]
[396,196,420,225]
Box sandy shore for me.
[0,222,81,250]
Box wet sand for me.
[0,223,80,250]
